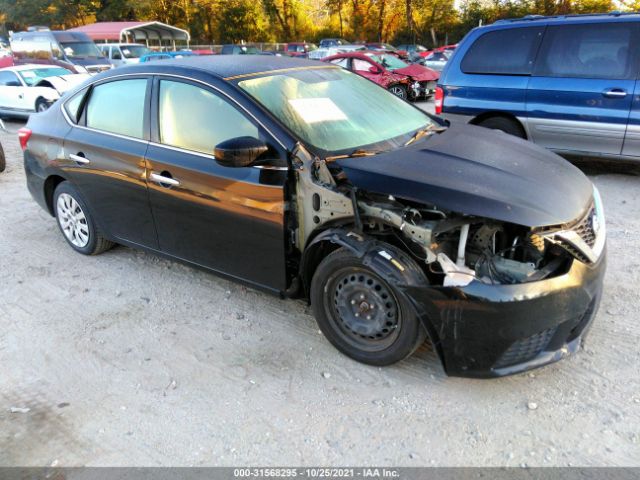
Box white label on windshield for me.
[288,98,347,124]
[21,71,36,78]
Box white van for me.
[98,43,150,67]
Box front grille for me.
[494,327,555,368]
[573,207,597,248]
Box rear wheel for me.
[0,142,5,173]
[53,182,114,255]
[310,247,425,366]
[388,84,408,100]
[477,116,526,138]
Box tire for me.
[388,84,408,100]
[477,116,526,138]
[310,247,425,366]
[53,182,114,255]
[35,98,50,113]
[0,142,5,173]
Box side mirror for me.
[214,136,269,168]
[369,65,381,74]
[5,80,21,87]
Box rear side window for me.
[534,23,635,79]
[158,80,259,155]
[86,79,147,138]
[64,88,87,123]
[461,27,543,75]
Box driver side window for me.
[158,80,259,155]
[352,59,374,72]
[0,71,20,86]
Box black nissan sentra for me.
[21,56,606,378]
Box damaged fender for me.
[301,227,447,363]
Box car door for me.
[61,76,158,248]
[527,21,638,156]
[144,76,289,291]
[352,57,381,82]
[0,71,26,110]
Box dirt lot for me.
[1,110,639,467]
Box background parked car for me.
[397,44,430,60]
[364,42,408,59]
[308,44,365,60]
[220,45,262,55]
[285,42,317,58]
[319,38,349,48]
[324,50,439,100]
[420,51,450,71]
[98,43,151,67]
[11,30,111,74]
[438,12,640,161]
[139,51,195,63]
[0,65,89,117]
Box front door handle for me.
[149,172,180,187]
[69,153,90,164]
[602,88,627,98]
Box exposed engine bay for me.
[292,145,598,287]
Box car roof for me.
[493,11,640,26]
[130,55,325,80]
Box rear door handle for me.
[149,172,180,187]
[69,153,90,164]
[602,89,627,98]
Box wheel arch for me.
[44,174,68,216]
[470,111,527,139]
[301,227,447,369]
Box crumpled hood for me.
[34,74,91,93]
[393,64,439,81]
[336,124,593,227]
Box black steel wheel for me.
[311,247,425,366]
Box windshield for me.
[19,67,71,86]
[121,45,150,58]
[60,41,103,59]
[366,53,408,70]
[238,67,432,155]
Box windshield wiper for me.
[404,123,446,146]
[325,149,381,162]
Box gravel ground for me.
[1,109,639,467]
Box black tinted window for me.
[86,79,147,138]
[462,27,543,75]
[158,80,259,155]
[535,23,635,79]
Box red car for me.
[323,50,439,101]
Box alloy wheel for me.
[56,193,90,248]
[389,86,406,99]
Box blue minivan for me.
[437,12,640,160]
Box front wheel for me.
[388,84,408,100]
[53,182,114,255]
[310,247,425,366]
[0,142,5,173]
[35,98,50,113]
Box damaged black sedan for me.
[22,57,606,378]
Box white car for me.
[98,43,151,67]
[0,65,89,118]
[308,45,365,60]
